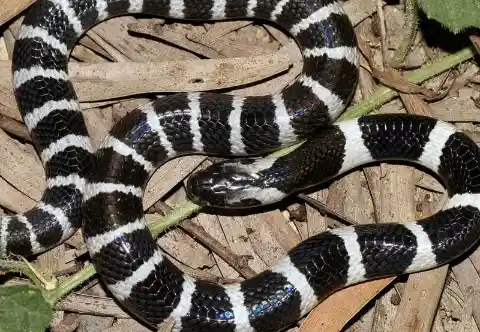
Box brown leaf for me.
[357,35,445,100]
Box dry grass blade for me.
[297,193,358,225]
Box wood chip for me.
[299,278,395,332]
[0,128,44,201]
[0,113,30,141]
[451,256,480,326]
[0,0,34,26]
[58,294,130,319]
[0,174,36,214]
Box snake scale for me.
[2,0,480,331]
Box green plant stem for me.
[43,264,95,305]
[0,260,44,289]
[43,200,201,305]
[149,200,200,236]
[390,0,419,67]
[2,45,476,308]
[340,46,475,120]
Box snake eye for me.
[294,108,306,117]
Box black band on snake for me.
[4,0,480,331]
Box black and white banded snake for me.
[3,0,480,331]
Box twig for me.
[86,30,131,62]
[50,313,80,332]
[154,201,257,278]
[376,0,388,66]
[297,194,358,225]
[469,35,480,56]
[0,114,30,141]
[181,221,256,278]
[57,294,130,319]
[391,267,448,332]
[127,22,223,59]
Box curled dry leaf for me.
[357,35,448,100]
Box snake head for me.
[186,158,288,209]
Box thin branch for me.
[154,201,257,278]
[297,194,358,226]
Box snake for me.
[3,0,480,331]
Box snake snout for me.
[186,167,229,207]
[186,161,264,208]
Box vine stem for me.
[339,46,475,120]
[43,200,201,305]
[0,260,46,289]
[2,45,475,307]
[390,0,419,68]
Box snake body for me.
[3,0,480,331]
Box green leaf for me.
[417,0,480,33]
[0,285,53,332]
